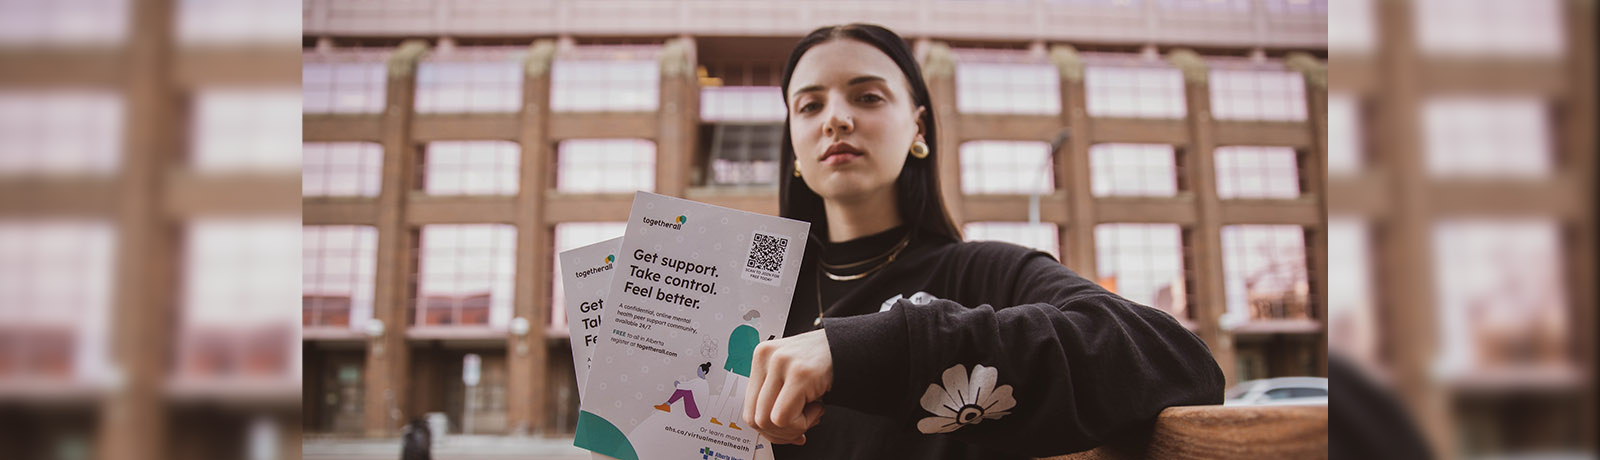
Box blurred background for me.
[3,0,303,459]
[0,0,1590,459]
[1325,0,1596,458]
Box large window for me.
[960,141,1054,195]
[414,224,516,328]
[416,47,525,114]
[1328,218,1377,364]
[551,46,661,112]
[1328,0,1376,54]
[1432,219,1569,377]
[302,142,382,197]
[556,139,656,194]
[1221,225,1309,322]
[964,222,1061,261]
[1090,143,1178,197]
[302,48,388,114]
[181,218,300,380]
[1423,97,1553,178]
[1208,65,1308,121]
[1095,224,1186,319]
[1263,0,1327,14]
[0,90,123,177]
[422,141,520,196]
[700,85,785,186]
[700,86,785,122]
[1413,0,1564,57]
[954,49,1060,115]
[551,222,628,333]
[1327,93,1363,176]
[705,123,782,186]
[0,219,114,381]
[190,88,302,173]
[303,226,377,329]
[1214,146,1301,199]
[177,0,299,45]
[1156,0,1252,11]
[0,0,129,45]
[1084,62,1187,118]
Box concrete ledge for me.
[1044,405,1328,460]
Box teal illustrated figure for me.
[654,362,712,419]
[708,310,761,430]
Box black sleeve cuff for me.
[821,306,911,417]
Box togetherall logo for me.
[574,254,615,279]
[643,215,687,230]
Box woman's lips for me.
[821,152,861,166]
[821,142,865,166]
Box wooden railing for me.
[1045,405,1328,460]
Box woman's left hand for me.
[744,328,832,445]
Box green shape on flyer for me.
[724,324,759,377]
[574,411,638,460]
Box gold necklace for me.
[815,233,912,327]
[821,235,909,281]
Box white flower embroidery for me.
[916,364,1016,434]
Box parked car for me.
[1223,377,1328,406]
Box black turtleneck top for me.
[772,226,1224,459]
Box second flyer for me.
[574,192,808,460]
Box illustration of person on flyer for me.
[653,362,712,419]
[708,310,762,430]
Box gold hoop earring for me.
[793,159,802,177]
[909,140,930,159]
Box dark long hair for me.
[778,24,962,244]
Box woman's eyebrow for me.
[789,75,888,99]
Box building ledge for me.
[1229,318,1322,335]
[166,377,300,406]
[303,327,366,342]
[1445,366,1587,395]
[406,326,508,341]
[0,379,109,404]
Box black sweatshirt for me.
[774,226,1224,459]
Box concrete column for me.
[507,39,557,436]
[1373,1,1448,455]
[920,42,965,226]
[364,40,427,437]
[1052,44,1097,277]
[100,0,176,458]
[1168,49,1235,387]
[656,36,698,198]
[1563,0,1598,450]
[1287,53,1329,377]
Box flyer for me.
[560,236,773,460]
[574,192,808,460]
[559,236,624,401]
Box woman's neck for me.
[822,188,903,242]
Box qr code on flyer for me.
[742,231,789,286]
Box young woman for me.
[740,24,1225,459]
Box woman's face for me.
[788,39,924,203]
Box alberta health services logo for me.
[643,214,687,230]
[699,446,738,460]
[573,254,615,279]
